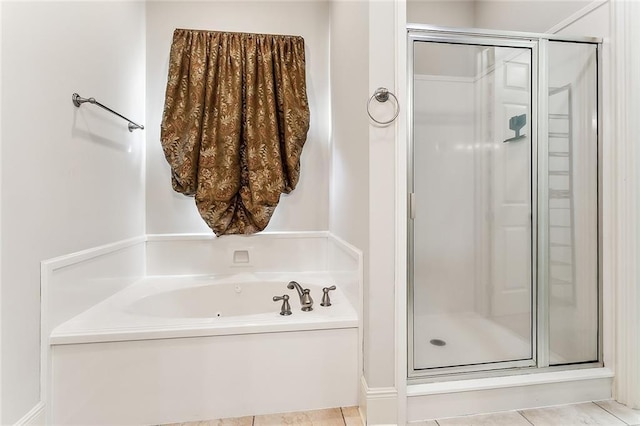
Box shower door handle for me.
[409,193,416,219]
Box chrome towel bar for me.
[72,93,144,132]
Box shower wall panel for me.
[413,76,477,317]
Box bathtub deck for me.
[50,271,358,345]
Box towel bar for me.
[72,93,144,132]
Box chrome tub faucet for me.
[287,280,313,311]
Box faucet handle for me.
[273,294,292,316]
[321,285,337,307]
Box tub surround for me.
[40,236,147,424]
[42,236,146,336]
[42,232,362,425]
[51,326,358,424]
[146,232,329,275]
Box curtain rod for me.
[72,93,144,132]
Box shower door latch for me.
[409,192,416,219]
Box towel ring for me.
[367,87,400,125]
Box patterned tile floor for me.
[165,400,640,425]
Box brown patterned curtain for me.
[160,29,310,236]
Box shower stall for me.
[408,26,601,380]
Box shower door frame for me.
[407,25,604,381]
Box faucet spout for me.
[288,281,304,298]
[287,281,314,311]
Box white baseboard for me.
[360,376,398,425]
[407,368,613,422]
[14,402,45,426]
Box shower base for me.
[413,311,530,370]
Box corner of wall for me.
[141,0,148,240]
[360,375,398,426]
[395,1,409,424]
[0,0,4,421]
[609,0,640,409]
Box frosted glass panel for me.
[412,42,533,370]
[547,41,598,365]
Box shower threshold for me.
[406,367,613,421]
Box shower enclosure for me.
[408,26,600,379]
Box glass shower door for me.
[546,41,599,366]
[409,40,535,373]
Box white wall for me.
[145,1,330,235]
[556,0,609,38]
[329,0,369,263]
[328,0,370,390]
[0,2,146,423]
[608,0,640,409]
[368,0,398,395]
[407,0,595,34]
[0,2,4,420]
[407,0,475,27]
[475,0,593,32]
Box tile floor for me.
[165,400,640,426]
[413,401,640,426]
[165,407,361,426]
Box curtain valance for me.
[161,29,310,236]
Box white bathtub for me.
[49,271,359,424]
[51,272,357,344]
[129,280,304,318]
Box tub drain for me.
[430,339,446,347]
